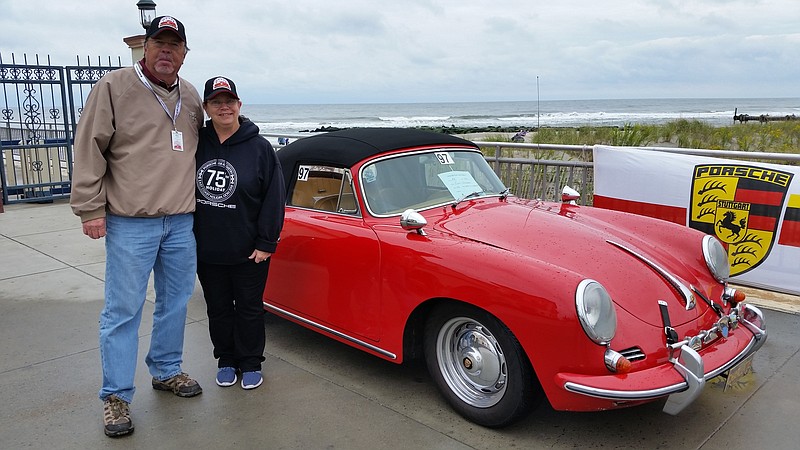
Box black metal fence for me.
[0,53,121,205]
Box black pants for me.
[197,259,270,372]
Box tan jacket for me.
[70,65,203,222]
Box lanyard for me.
[134,62,182,130]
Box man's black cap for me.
[145,16,186,42]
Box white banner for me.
[594,145,800,295]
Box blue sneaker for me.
[216,367,237,387]
[241,371,263,390]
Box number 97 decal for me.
[297,166,311,181]
[435,152,454,165]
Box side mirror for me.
[400,209,427,236]
[561,185,580,204]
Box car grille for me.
[618,346,646,362]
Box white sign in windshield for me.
[438,171,482,200]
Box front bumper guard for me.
[564,303,767,415]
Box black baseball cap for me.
[145,16,187,42]
[204,76,239,101]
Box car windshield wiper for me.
[452,191,484,208]
[499,187,510,200]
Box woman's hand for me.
[249,249,272,263]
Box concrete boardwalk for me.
[1,200,799,449]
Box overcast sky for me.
[1,0,798,104]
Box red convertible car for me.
[263,128,767,427]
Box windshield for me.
[360,149,507,216]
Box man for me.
[70,16,204,438]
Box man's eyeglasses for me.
[150,39,185,50]
[208,98,238,107]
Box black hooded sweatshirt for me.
[194,117,285,265]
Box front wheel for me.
[424,303,542,427]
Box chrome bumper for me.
[564,303,767,415]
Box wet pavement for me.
[1,200,799,449]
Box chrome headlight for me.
[575,279,617,345]
[703,235,730,282]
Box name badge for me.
[171,130,184,152]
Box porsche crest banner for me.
[593,145,800,295]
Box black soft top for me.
[277,128,478,190]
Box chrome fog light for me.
[604,348,631,373]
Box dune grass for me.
[520,119,800,153]
[478,120,799,199]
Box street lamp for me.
[137,0,157,30]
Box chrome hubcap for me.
[436,317,507,408]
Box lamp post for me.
[124,1,157,64]
[137,0,157,30]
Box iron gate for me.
[0,53,121,205]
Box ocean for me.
[240,97,800,135]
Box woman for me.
[194,76,285,390]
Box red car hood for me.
[433,198,712,327]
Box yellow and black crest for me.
[689,164,793,276]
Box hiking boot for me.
[152,372,203,397]
[103,395,133,437]
[216,367,237,387]
[241,371,263,390]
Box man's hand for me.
[82,217,106,239]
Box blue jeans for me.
[99,213,197,403]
